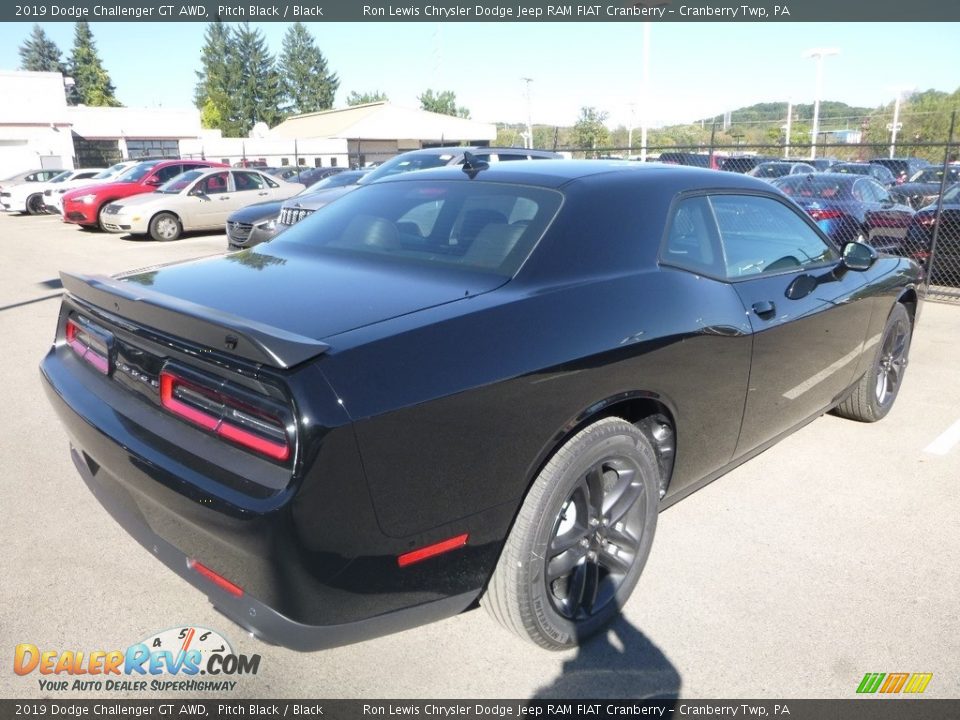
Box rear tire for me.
[834,303,912,422]
[149,212,182,242]
[483,417,660,650]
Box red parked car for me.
[61,159,226,230]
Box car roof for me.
[375,159,772,191]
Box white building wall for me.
[179,136,349,168]
[0,71,74,176]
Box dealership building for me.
[0,71,498,176]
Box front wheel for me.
[149,212,182,242]
[26,194,45,215]
[834,303,912,422]
[483,417,660,650]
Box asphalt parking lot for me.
[1,212,958,700]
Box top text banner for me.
[5,0,960,22]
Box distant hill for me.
[700,101,875,126]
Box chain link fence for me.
[558,136,960,303]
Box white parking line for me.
[924,418,960,456]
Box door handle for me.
[218,196,230,201]
[752,300,776,318]
[258,192,269,196]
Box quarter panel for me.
[320,270,752,538]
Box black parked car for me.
[226,170,371,250]
[719,156,776,174]
[41,161,921,651]
[773,173,915,253]
[906,183,960,286]
[895,166,960,210]
[832,162,897,187]
[869,157,931,185]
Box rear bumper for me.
[64,443,476,652]
[40,345,485,651]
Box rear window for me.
[276,180,563,277]
[776,176,851,200]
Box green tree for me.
[194,20,240,134]
[347,90,388,106]
[572,107,609,156]
[232,23,282,135]
[68,22,121,107]
[278,22,339,116]
[18,24,66,74]
[418,89,470,119]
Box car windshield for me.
[834,165,870,175]
[48,171,72,184]
[749,164,792,178]
[776,176,851,200]
[91,167,120,179]
[277,180,563,278]
[159,170,204,194]
[303,171,365,192]
[116,161,161,183]
[358,152,457,185]
[942,185,960,203]
[910,167,960,183]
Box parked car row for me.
[3,148,954,288]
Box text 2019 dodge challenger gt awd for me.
[41,160,922,650]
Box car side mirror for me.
[841,240,878,272]
[145,177,163,187]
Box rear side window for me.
[277,180,563,277]
[662,196,722,276]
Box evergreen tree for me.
[18,24,66,74]
[194,20,241,134]
[68,22,120,106]
[418,89,470,119]
[278,22,339,116]
[233,23,282,135]
[347,90,388,106]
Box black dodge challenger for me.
[41,160,922,651]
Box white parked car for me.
[1,168,105,215]
[0,168,63,195]
[43,161,139,215]
[100,168,304,241]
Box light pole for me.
[803,47,839,160]
[640,22,650,162]
[522,77,533,150]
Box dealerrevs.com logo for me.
[14,626,261,693]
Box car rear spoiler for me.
[60,271,330,370]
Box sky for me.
[0,21,954,129]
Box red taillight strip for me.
[65,318,109,375]
[159,370,290,462]
[187,559,244,597]
[397,533,469,568]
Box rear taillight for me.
[65,317,110,375]
[807,208,843,221]
[159,368,292,462]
